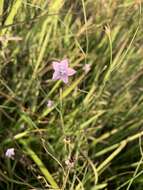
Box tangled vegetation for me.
[0,0,143,189]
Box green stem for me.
[20,140,60,189]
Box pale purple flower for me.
[5,148,15,159]
[47,100,54,108]
[52,59,76,84]
[83,64,91,74]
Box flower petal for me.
[68,68,76,76]
[52,71,60,80]
[61,75,68,84]
[52,61,60,71]
[60,59,68,69]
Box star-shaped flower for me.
[52,59,76,84]
[5,148,15,159]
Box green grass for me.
[0,0,143,189]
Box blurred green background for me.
[0,0,143,189]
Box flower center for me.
[59,67,67,76]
